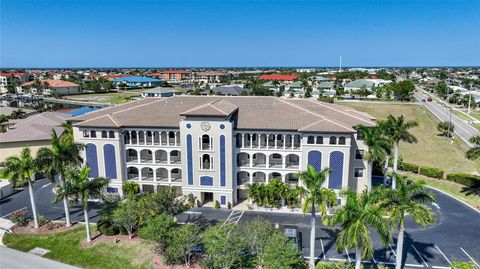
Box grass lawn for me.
[3,226,154,269]
[341,102,480,175]
[403,172,480,209]
[65,88,188,105]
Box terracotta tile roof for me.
[258,74,299,81]
[21,79,79,88]
[72,96,375,133]
[0,72,27,77]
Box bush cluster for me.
[401,162,419,173]
[446,173,480,188]
[246,179,304,209]
[419,166,444,179]
[10,209,30,226]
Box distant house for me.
[262,81,284,93]
[208,85,250,96]
[0,112,70,162]
[313,81,335,98]
[284,81,305,98]
[21,79,81,95]
[150,70,192,83]
[0,72,29,93]
[141,87,182,98]
[194,71,226,84]
[113,76,162,88]
[50,71,73,80]
[258,74,299,82]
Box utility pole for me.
[447,89,453,139]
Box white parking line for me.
[320,239,326,260]
[412,244,429,268]
[184,211,202,215]
[432,266,451,269]
[460,247,480,268]
[1,206,27,218]
[389,244,397,256]
[432,202,441,210]
[435,245,451,265]
[344,247,352,262]
[41,182,52,189]
[329,258,347,262]
[405,263,425,268]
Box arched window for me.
[168,131,175,145]
[131,131,137,144]
[124,132,130,144]
[109,131,115,138]
[316,136,323,144]
[307,136,315,144]
[90,130,96,138]
[201,154,212,170]
[101,131,108,138]
[329,136,337,145]
[201,134,211,150]
[338,136,346,145]
[146,131,153,144]
[138,131,145,144]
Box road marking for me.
[371,255,377,264]
[389,244,397,257]
[184,211,202,215]
[435,245,451,265]
[432,266,451,269]
[412,244,429,268]
[460,247,480,268]
[405,263,425,268]
[432,202,441,210]
[320,239,326,260]
[329,258,347,262]
[41,183,52,189]
[1,206,27,218]
[345,247,351,262]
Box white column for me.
[283,134,286,150]
[137,151,140,163]
[153,169,157,181]
[167,151,171,164]
[139,169,142,182]
[168,169,172,183]
[266,154,270,168]
[274,135,278,149]
[282,155,286,169]
[249,153,253,167]
[291,135,295,149]
[281,174,286,183]
[250,133,253,149]
[249,172,253,184]
[174,132,178,146]
[241,134,245,148]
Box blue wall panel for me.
[103,144,117,179]
[200,176,213,186]
[85,143,99,178]
[329,151,344,189]
[308,150,322,172]
[187,134,193,185]
[220,135,226,187]
[220,195,226,205]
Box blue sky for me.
[1,0,479,67]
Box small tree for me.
[4,148,39,228]
[239,218,275,264]
[465,136,480,160]
[163,224,202,266]
[122,181,140,198]
[437,121,454,137]
[138,214,175,251]
[202,224,241,269]
[261,231,306,269]
[113,198,139,239]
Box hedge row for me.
[446,173,480,188]
[419,167,444,179]
[401,163,420,173]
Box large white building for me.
[70,96,375,207]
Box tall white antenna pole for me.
[339,56,342,72]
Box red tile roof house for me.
[21,79,81,95]
[258,74,300,84]
[0,72,30,93]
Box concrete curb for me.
[427,186,480,215]
[0,218,14,246]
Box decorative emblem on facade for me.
[200,121,211,131]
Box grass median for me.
[3,226,154,269]
[341,102,480,175]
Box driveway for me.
[0,178,102,224]
[176,189,480,268]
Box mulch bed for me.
[11,221,72,234]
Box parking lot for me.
[176,188,480,268]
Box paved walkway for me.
[0,218,14,247]
[0,246,80,269]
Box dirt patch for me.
[152,253,202,269]
[11,221,72,234]
[80,233,140,248]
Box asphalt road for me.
[176,188,480,268]
[0,178,102,224]
[414,89,480,147]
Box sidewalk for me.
[0,218,14,247]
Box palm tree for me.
[466,135,480,160]
[356,124,392,189]
[381,176,435,269]
[55,167,109,242]
[298,165,337,269]
[36,129,83,227]
[4,148,39,228]
[382,115,418,189]
[328,190,390,269]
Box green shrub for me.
[97,218,119,236]
[451,261,477,269]
[316,262,353,269]
[10,209,30,226]
[227,202,232,209]
[401,162,419,173]
[419,166,444,179]
[446,173,480,188]
[214,200,221,209]
[38,215,50,226]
